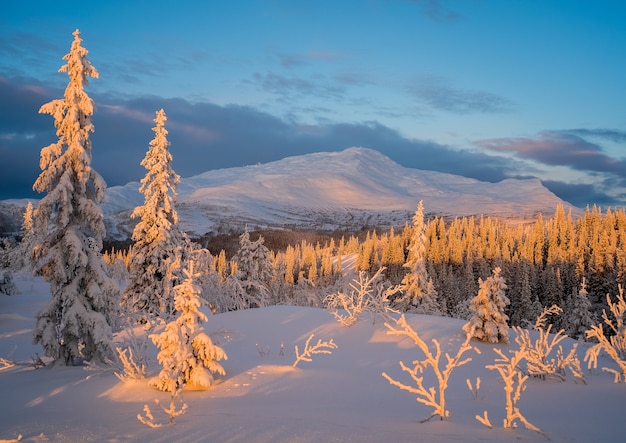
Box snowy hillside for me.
[101,147,574,238]
[1,274,623,442]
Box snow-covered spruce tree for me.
[31,29,119,365]
[123,109,184,322]
[395,201,441,315]
[17,201,37,271]
[150,260,227,392]
[564,278,595,340]
[227,227,274,308]
[463,267,510,343]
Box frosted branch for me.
[487,348,548,439]
[584,285,626,383]
[475,411,492,429]
[325,267,401,327]
[292,334,338,368]
[381,314,476,422]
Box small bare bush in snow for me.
[514,305,585,383]
[137,387,188,427]
[585,285,626,383]
[292,334,338,368]
[114,321,152,381]
[382,314,477,422]
[324,267,401,327]
[486,347,548,439]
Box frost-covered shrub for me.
[514,305,585,383]
[485,347,547,439]
[324,267,401,327]
[585,285,626,383]
[382,314,476,422]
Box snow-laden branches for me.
[463,267,510,344]
[324,267,401,327]
[585,285,626,383]
[292,334,338,368]
[382,314,476,422]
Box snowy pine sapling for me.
[324,267,401,326]
[395,201,442,315]
[227,227,275,309]
[382,314,477,422]
[292,334,338,368]
[585,285,626,382]
[514,305,585,383]
[150,261,227,392]
[463,267,510,344]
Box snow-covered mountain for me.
[102,147,574,238]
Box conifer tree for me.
[396,201,441,315]
[31,30,119,365]
[463,267,510,343]
[123,109,184,321]
[150,261,227,392]
[229,227,274,308]
[10,201,37,271]
[565,278,595,340]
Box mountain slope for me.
[102,147,572,238]
[1,148,574,239]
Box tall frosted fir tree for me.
[123,109,184,321]
[396,201,441,315]
[32,30,119,365]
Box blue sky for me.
[1,0,625,208]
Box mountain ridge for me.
[102,147,576,238]
[0,147,577,239]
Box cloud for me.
[410,76,514,114]
[476,131,626,177]
[541,180,624,208]
[251,72,347,101]
[565,128,626,144]
[1,76,622,208]
[277,50,340,69]
[407,0,463,22]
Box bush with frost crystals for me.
[484,347,548,439]
[137,387,188,427]
[324,267,401,327]
[382,314,477,422]
[514,305,585,383]
[114,320,152,381]
[585,285,626,383]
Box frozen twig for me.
[381,314,476,422]
[475,411,492,429]
[487,347,549,440]
[585,285,626,383]
[292,334,338,368]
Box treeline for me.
[102,203,625,330]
